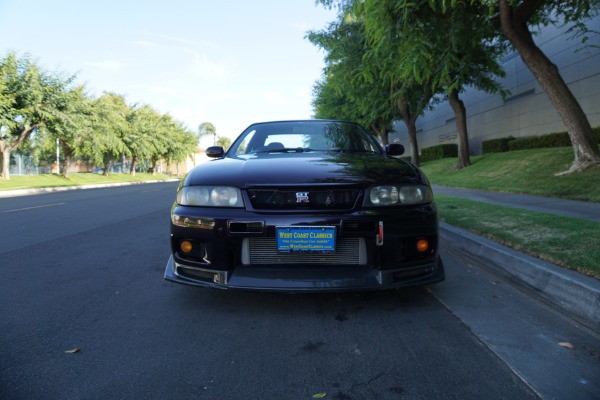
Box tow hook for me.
[376,221,384,246]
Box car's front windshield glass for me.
[229,121,382,156]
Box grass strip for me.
[0,173,177,191]
[421,147,600,202]
[436,195,600,279]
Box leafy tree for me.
[311,5,442,164]
[493,0,600,174]
[308,14,399,147]
[43,85,92,177]
[126,104,163,175]
[317,0,599,171]
[311,78,348,120]
[0,52,76,179]
[146,114,172,175]
[1,51,218,179]
[160,116,197,175]
[394,85,438,166]
[79,93,130,176]
[356,0,507,169]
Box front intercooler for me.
[241,237,367,265]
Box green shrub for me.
[509,131,572,151]
[482,137,515,153]
[420,144,458,163]
[506,128,600,151]
[593,127,600,142]
[482,127,599,153]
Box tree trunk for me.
[1,149,10,180]
[448,88,471,169]
[371,124,390,146]
[60,144,73,178]
[499,0,600,174]
[103,155,112,177]
[381,129,389,146]
[405,117,419,166]
[61,154,71,178]
[397,98,420,165]
[0,125,36,180]
[130,156,138,176]
[149,158,158,175]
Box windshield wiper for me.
[255,147,308,154]
[328,149,378,154]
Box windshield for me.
[228,120,383,156]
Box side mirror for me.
[206,146,225,158]
[385,143,405,156]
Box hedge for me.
[481,127,600,153]
[420,144,458,162]
[508,131,571,151]
[482,137,515,153]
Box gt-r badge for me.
[296,192,309,203]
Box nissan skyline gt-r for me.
[164,119,444,291]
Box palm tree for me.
[198,122,217,146]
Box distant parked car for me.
[164,120,444,291]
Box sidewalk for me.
[433,185,600,222]
[433,185,600,336]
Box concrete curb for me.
[440,222,600,335]
[0,179,180,198]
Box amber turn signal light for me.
[180,240,193,253]
[416,239,429,252]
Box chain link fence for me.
[8,154,47,175]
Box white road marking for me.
[2,203,66,213]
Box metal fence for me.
[4,152,189,176]
[5,154,164,176]
[8,154,46,175]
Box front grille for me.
[248,188,359,210]
[243,237,366,265]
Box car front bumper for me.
[164,254,444,292]
[165,204,444,292]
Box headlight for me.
[177,186,244,207]
[399,185,433,204]
[364,185,432,206]
[369,186,398,206]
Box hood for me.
[183,153,425,188]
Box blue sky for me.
[0,0,337,146]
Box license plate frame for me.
[276,226,336,253]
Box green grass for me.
[436,195,600,279]
[420,147,600,202]
[0,172,177,191]
[420,147,600,278]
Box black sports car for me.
[164,120,444,291]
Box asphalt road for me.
[0,183,594,399]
